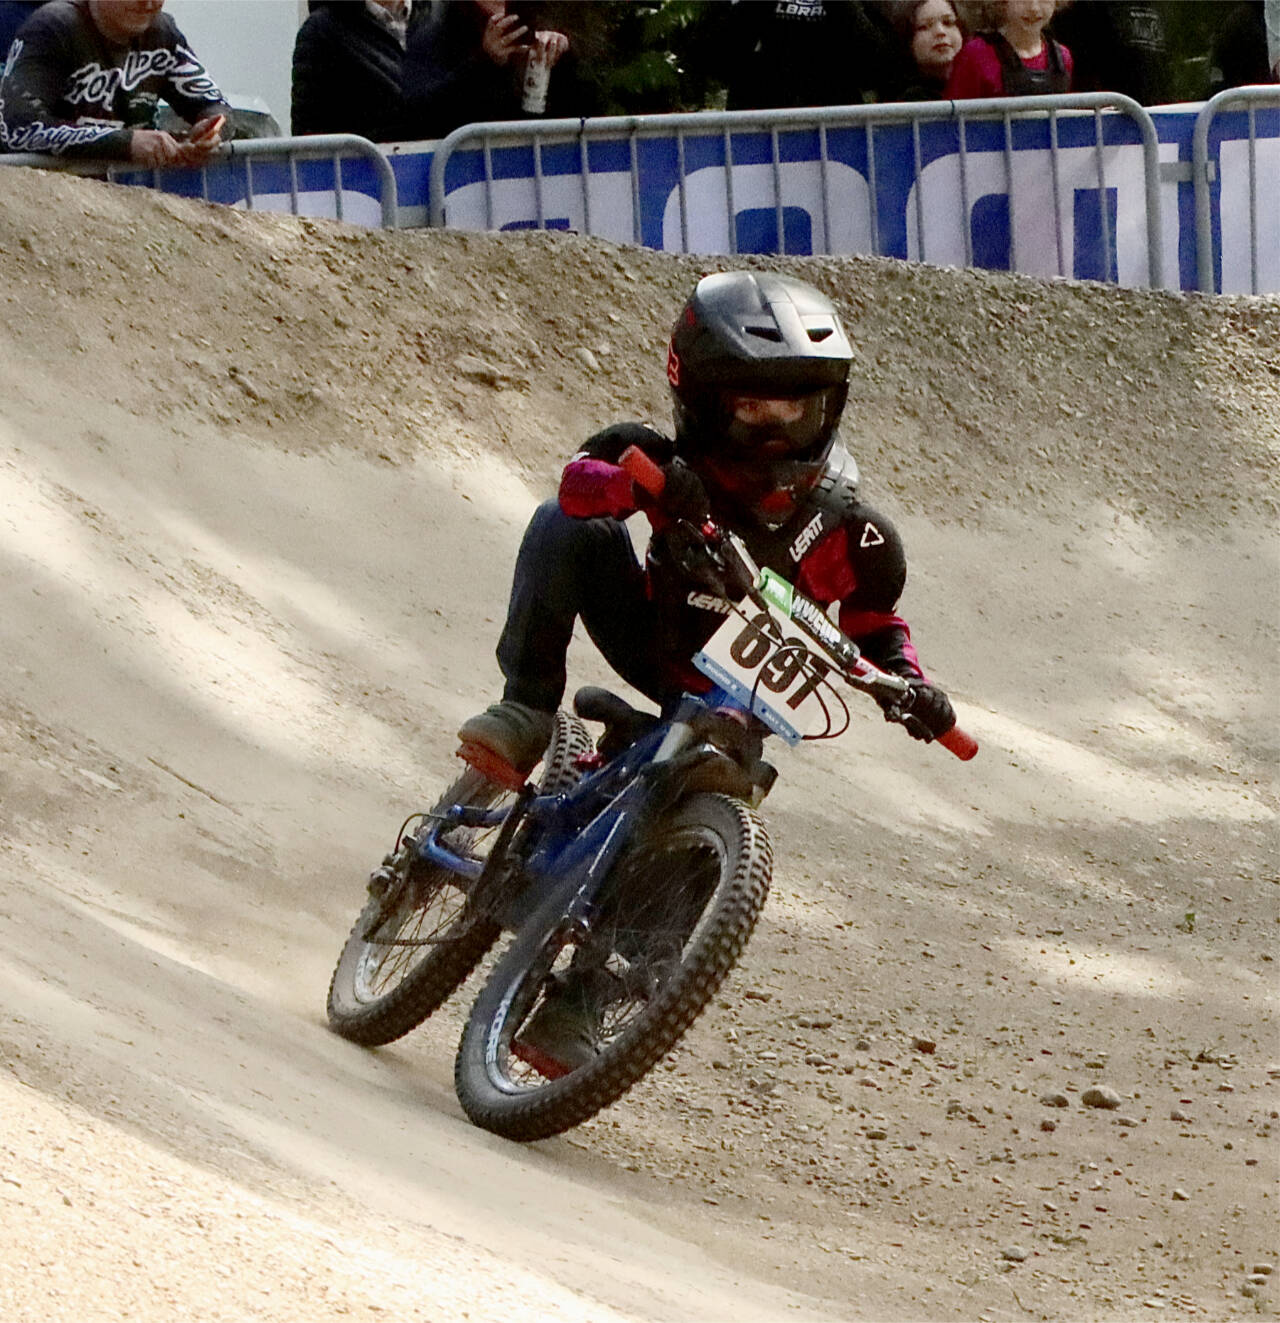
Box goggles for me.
[720,390,834,459]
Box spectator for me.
[401,0,569,140]
[292,0,412,142]
[883,0,965,99]
[945,0,1072,98]
[1209,2,1278,92]
[0,1,44,76]
[1049,1,1170,105]
[0,0,229,165]
[722,0,904,110]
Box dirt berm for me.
[0,166,1276,1322]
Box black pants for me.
[497,501,667,712]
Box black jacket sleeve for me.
[0,5,129,156]
[401,0,518,139]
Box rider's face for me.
[726,395,807,456]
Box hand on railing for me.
[129,114,224,169]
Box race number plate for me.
[692,603,832,745]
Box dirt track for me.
[0,167,1277,1322]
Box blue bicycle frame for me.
[412,686,749,931]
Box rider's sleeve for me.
[558,422,675,519]
[795,508,928,681]
[0,12,131,157]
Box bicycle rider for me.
[456,270,958,1071]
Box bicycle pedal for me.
[456,740,528,792]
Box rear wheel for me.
[325,712,592,1048]
[326,767,507,1046]
[453,792,772,1141]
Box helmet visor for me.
[720,389,837,461]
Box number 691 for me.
[728,611,830,711]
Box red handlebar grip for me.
[619,444,666,497]
[938,725,979,761]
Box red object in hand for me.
[620,444,665,497]
[190,114,226,143]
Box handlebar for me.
[619,445,978,762]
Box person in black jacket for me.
[401,0,569,140]
[722,0,902,110]
[1049,1,1171,106]
[1210,1,1278,92]
[0,0,229,164]
[291,0,411,142]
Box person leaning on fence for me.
[400,0,569,140]
[881,0,965,100]
[291,0,413,143]
[945,0,1072,99]
[0,0,230,166]
[1210,1,1280,93]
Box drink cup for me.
[521,42,551,114]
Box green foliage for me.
[543,0,727,116]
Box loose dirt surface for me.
[0,167,1277,1322]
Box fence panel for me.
[1193,87,1280,295]
[427,95,1164,289]
[0,134,399,229]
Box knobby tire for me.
[453,792,772,1142]
[326,713,591,1047]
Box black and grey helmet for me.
[666,272,854,529]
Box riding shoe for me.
[513,980,600,1077]
[456,700,555,773]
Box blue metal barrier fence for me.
[0,133,399,229]
[427,94,1165,289]
[1193,86,1280,294]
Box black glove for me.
[884,680,955,743]
[658,459,710,524]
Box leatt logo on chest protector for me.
[789,512,824,563]
[686,591,732,613]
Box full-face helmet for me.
[667,271,853,530]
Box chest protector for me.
[644,445,863,669]
[735,443,862,577]
[985,31,1070,96]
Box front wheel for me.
[453,792,772,1142]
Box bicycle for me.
[327,446,976,1141]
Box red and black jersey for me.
[559,422,927,685]
[0,0,228,158]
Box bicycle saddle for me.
[573,687,660,760]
